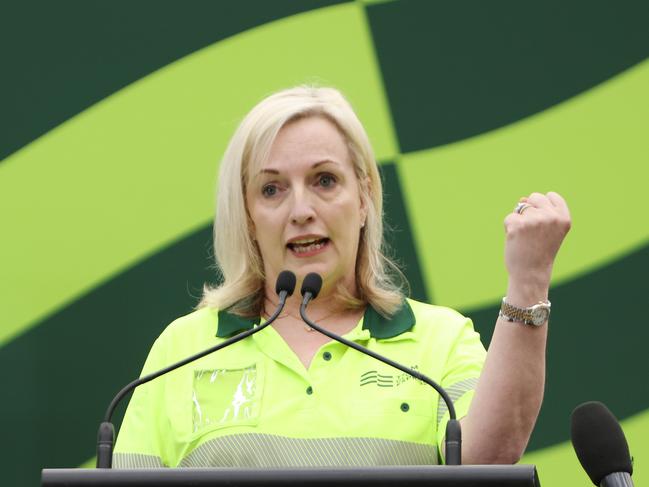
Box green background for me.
[1,1,647,485]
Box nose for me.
[289,186,316,226]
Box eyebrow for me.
[257,159,340,176]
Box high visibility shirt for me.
[113,299,486,468]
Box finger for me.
[547,191,570,215]
[508,203,539,221]
[504,212,521,232]
[547,192,572,228]
[512,201,530,216]
[517,205,540,217]
[526,192,553,210]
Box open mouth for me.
[287,237,330,255]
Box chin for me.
[292,264,329,279]
[287,264,335,285]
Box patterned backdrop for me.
[2,1,647,485]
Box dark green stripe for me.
[366,0,649,152]
[467,242,649,451]
[0,0,347,162]
[380,162,430,302]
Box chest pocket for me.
[190,362,264,439]
[353,396,435,418]
[350,395,437,444]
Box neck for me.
[265,293,340,319]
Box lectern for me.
[42,465,540,486]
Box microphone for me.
[300,272,323,301]
[299,272,462,465]
[96,270,296,468]
[571,401,634,487]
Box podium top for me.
[42,465,540,487]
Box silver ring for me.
[514,202,532,214]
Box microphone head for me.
[300,273,323,299]
[275,271,297,296]
[570,401,633,485]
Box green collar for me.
[216,300,415,339]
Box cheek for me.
[251,206,286,245]
[329,204,362,245]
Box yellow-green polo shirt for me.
[113,299,486,468]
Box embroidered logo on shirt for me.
[360,366,421,387]
[360,371,394,387]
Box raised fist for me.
[504,192,572,289]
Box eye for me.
[261,183,279,197]
[317,173,337,188]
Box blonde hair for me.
[199,86,406,316]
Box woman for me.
[114,86,571,468]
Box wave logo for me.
[360,370,395,387]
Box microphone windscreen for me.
[301,273,323,299]
[276,271,296,296]
[570,401,633,485]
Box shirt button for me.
[400,402,410,412]
[323,351,332,361]
[306,386,313,395]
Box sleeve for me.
[435,316,487,463]
[113,333,173,468]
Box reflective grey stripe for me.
[179,434,438,467]
[113,452,165,468]
[436,377,479,424]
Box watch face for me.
[531,306,550,326]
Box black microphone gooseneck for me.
[571,401,634,487]
[299,272,462,465]
[96,270,297,468]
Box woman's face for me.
[246,116,367,296]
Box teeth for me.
[292,241,326,253]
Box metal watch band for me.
[499,297,551,326]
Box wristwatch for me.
[499,297,551,326]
